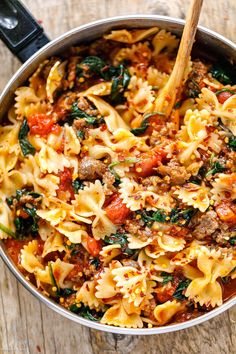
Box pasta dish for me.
[1,27,236,328]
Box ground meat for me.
[191,210,219,240]
[102,171,116,195]
[125,219,152,241]
[157,159,191,185]
[77,157,106,180]
[72,118,88,138]
[213,223,236,245]
[184,59,208,98]
[76,96,98,116]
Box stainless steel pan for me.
[0,0,236,335]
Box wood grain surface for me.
[0,1,236,353]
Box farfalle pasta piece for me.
[185,248,236,307]
[63,124,81,156]
[36,144,71,174]
[76,280,103,310]
[0,201,15,239]
[20,155,59,197]
[127,234,152,249]
[112,265,149,307]
[29,59,49,99]
[88,127,148,153]
[99,244,122,265]
[146,66,169,88]
[87,95,129,132]
[50,259,74,289]
[197,87,236,134]
[113,42,152,67]
[174,183,210,212]
[211,173,236,201]
[21,240,43,273]
[177,109,212,163]
[46,60,67,103]
[0,164,27,198]
[152,29,179,56]
[73,180,117,239]
[95,266,118,299]
[55,221,88,244]
[153,255,175,273]
[154,300,186,325]
[15,87,40,118]
[119,178,173,212]
[35,259,74,289]
[101,299,143,328]
[157,234,186,252]
[80,82,112,96]
[170,241,204,266]
[104,27,159,44]
[126,76,155,113]
[42,232,66,258]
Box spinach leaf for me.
[69,103,97,124]
[130,112,165,136]
[72,178,84,193]
[229,237,236,246]
[0,222,16,238]
[210,62,236,85]
[49,262,60,295]
[14,206,39,238]
[18,119,36,156]
[170,208,196,226]
[228,136,236,151]
[205,161,225,177]
[90,258,101,269]
[130,116,149,136]
[138,210,168,226]
[78,56,131,102]
[61,288,76,297]
[7,189,41,205]
[161,272,173,285]
[110,65,130,102]
[215,88,235,95]
[104,233,134,255]
[173,279,191,300]
[80,56,106,76]
[69,303,103,321]
[76,130,85,139]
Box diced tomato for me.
[134,148,167,178]
[215,201,236,224]
[57,168,74,199]
[86,236,102,257]
[217,91,234,104]
[105,195,131,225]
[27,113,60,136]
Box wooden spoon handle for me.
[154,0,203,116]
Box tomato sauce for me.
[222,278,236,302]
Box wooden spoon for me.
[154,0,203,116]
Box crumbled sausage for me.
[78,157,106,180]
[192,210,219,240]
[185,59,208,98]
[157,159,191,185]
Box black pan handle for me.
[0,0,50,63]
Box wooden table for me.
[0,1,236,353]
